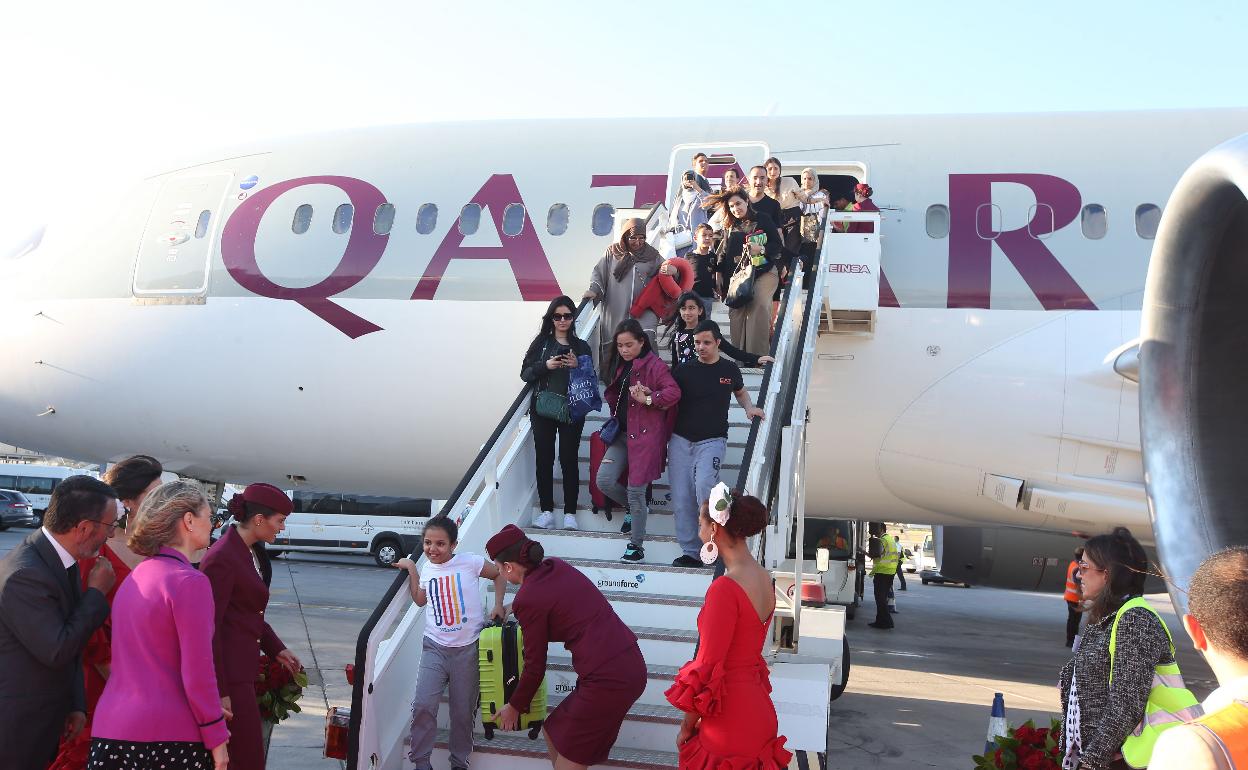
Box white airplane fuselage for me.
[1,111,1243,539]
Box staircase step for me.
[531,508,678,537]
[563,556,714,599]
[505,583,703,630]
[432,728,679,768]
[548,655,682,708]
[525,527,685,563]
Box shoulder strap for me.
[1108,597,1176,683]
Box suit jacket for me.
[200,525,285,691]
[0,530,109,770]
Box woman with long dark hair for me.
[598,318,680,561]
[1058,527,1194,770]
[520,295,593,530]
[707,189,783,357]
[486,524,646,770]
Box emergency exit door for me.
[133,172,234,296]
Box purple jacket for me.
[604,350,681,485]
[92,548,229,749]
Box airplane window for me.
[193,210,211,239]
[1135,204,1161,239]
[459,204,481,235]
[975,203,1002,240]
[332,203,354,235]
[373,203,395,235]
[502,203,526,237]
[1027,203,1054,240]
[592,204,615,236]
[416,203,438,234]
[924,204,949,238]
[1081,204,1108,240]
[292,204,313,235]
[547,203,570,236]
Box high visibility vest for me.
[1190,700,1248,769]
[872,535,899,576]
[1108,597,1204,768]
[1064,561,1081,602]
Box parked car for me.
[0,489,39,530]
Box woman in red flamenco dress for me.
[666,484,792,769]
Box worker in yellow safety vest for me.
[1151,546,1248,770]
[1065,546,1084,648]
[869,525,899,630]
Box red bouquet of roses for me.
[255,653,309,725]
[973,719,1062,770]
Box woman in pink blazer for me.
[201,483,301,770]
[90,480,229,770]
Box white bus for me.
[0,463,95,519]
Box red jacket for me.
[200,525,286,690]
[604,350,681,486]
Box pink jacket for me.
[92,548,229,749]
[604,350,681,485]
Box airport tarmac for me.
[0,528,1215,769]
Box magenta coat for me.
[604,350,681,486]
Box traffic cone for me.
[984,692,1007,755]
[887,585,898,614]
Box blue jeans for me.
[667,434,727,558]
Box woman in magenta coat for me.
[201,483,303,770]
[597,317,681,562]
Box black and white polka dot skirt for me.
[87,739,213,770]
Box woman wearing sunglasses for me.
[520,295,593,531]
[50,454,164,770]
[1058,527,1194,770]
[584,217,661,381]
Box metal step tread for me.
[436,729,679,768]
[549,694,683,724]
[524,526,678,544]
[632,625,699,643]
[563,556,714,575]
[583,413,756,427]
[575,453,742,471]
[548,654,681,680]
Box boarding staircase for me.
[345,194,883,769]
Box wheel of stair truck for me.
[371,536,402,567]
[830,635,851,701]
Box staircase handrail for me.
[347,298,601,769]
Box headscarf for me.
[608,217,660,281]
[800,168,819,190]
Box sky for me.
[2,0,1246,237]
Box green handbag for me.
[535,389,571,423]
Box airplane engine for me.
[1140,131,1248,614]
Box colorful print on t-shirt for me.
[419,552,487,648]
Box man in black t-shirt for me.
[667,320,765,568]
[747,165,782,223]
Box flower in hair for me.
[708,483,733,526]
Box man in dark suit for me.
[0,475,117,770]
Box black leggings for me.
[532,413,586,514]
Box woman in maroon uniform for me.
[201,483,303,770]
[487,524,647,769]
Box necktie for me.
[67,562,81,601]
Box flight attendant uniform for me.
[201,524,288,770]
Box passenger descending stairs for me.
[348,202,827,770]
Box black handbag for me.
[725,250,755,309]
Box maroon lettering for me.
[412,174,561,301]
[829,263,873,274]
[590,175,668,207]
[221,176,388,338]
[948,174,1096,310]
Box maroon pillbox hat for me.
[486,524,527,561]
[242,483,293,516]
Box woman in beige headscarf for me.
[585,218,661,380]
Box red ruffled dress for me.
[665,577,792,769]
[48,544,132,770]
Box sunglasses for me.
[1077,560,1104,572]
[90,515,125,534]
[551,313,574,321]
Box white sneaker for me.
[533,511,555,529]
[563,513,578,530]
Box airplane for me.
[1,109,1245,550]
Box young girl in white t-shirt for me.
[395,516,506,770]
